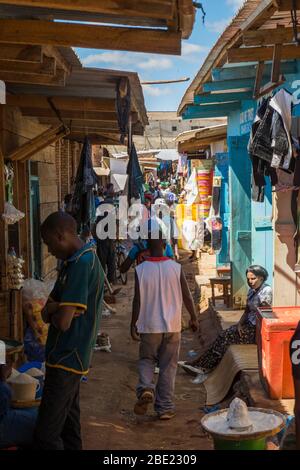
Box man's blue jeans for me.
[137,333,181,415]
[0,407,37,448]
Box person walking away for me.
[131,231,198,420]
[95,190,116,284]
[34,211,104,450]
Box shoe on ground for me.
[158,410,176,420]
[134,390,154,416]
[178,362,207,377]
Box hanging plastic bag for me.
[2,202,25,224]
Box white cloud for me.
[81,51,135,67]
[182,42,209,55]
[142,86,172,97]
[138,57,173,70]
[227,0,245,10]
[206,18,231,34]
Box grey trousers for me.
[137,332,181,414]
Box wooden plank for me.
[0,56,55,74]
[240,0,277,32]
[0,68,66,85]
[243,27,296,47]
[254,61,265,99]
[8,125,69,161]
[38,118,119,129]
[271,44,282,83]
[0,19,182,55]
[21,109,118,122]
[42,45,71,74]
[6,95,116,112]
[0,1,174,20]
[278,0,300,11]
[227,45,300,63]
[254,76,286,100]
[0,44,42,62]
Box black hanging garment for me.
[116,78,131,144]
[71,137,98,232]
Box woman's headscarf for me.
[246,265,268,281]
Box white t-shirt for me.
[135,258,182,333]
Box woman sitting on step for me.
[180,265,272,377]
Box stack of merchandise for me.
[7,250,25,290]
[196,161,213,219]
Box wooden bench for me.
[210,276,232,308]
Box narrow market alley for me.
[80,261,213,451]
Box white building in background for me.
[107,112,227,153]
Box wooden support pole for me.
[271,44,282,83]
[254,61,265,99]
[0,19,181,55]
[8,125,69,162]
[0,109,8,291]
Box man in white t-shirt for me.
[131,231,198,420]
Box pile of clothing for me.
[248,88,300,204]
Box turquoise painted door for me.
[228,135,252,306]
[251,178,273,283]
[30,176,42,279]
[215,152,230,266]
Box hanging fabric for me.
[116,78,131,145]
[127,142,144,203]
[71,137,98,232]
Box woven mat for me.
[204,345,258,406]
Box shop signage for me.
[240,107,255,135]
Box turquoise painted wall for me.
[214,152,230,267]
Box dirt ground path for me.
[80,266,213,451]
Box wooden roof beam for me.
[0,55,56,74]
[227,45,300,63]
[8,124,69,161]
[0,19,181,55]
[0,68,65,85]
[278,0,300,11]
[0,1,174,20]
[243,27,296,47]
[6,94,116,112]
[0,44,42,62]
[20,109,119,122]
[239,0,278,32]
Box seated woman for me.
[181,265,272,375]
[0,360,38,449]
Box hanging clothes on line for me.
[248,88,296,203]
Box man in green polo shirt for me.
[34,211,104,450]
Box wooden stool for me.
[210,276,231,308]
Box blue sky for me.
[75,0,244,112]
